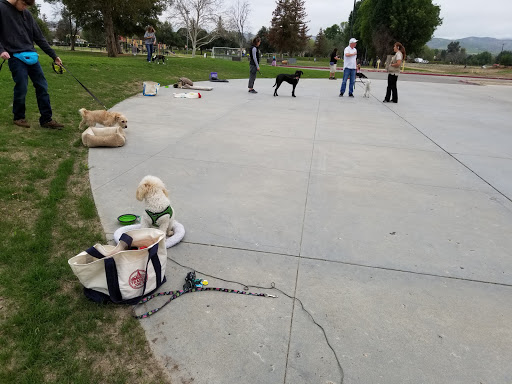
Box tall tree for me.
[173,0,222,56]
[268,0,309,56]
[359,0,442,59]
[228,0,250,56]
[256,26,275,53]
[314,28,328,56]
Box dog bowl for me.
[117,214,140,225]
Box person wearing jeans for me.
[144,25,156,62]
[339,38,358,97]
[0,0,64,129]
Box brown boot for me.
[41,120,64,130]
[14,119,30,128]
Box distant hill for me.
[427,37,512,55]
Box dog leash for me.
[0,59,5,72]
[132,287,277,320]
[52,62,108,110]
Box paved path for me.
[89,76,512,384]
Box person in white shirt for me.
[339,38,358,97]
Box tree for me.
[314,28,329,57]
[359,0,442,59]
[324,24,341,41]
[256,26,275,53]
[173,0,222,56]
[47,0,167,57]
[228,0,250,56]
[268,0,309,56]
[496,50,512,66]
[447,41,460,53]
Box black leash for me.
[0,59,5,71]
[52,62,107,110]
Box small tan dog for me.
[78,108,128,130]
[136,175,175,237]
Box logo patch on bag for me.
[129,270,147,289]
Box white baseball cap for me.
[349,38,358,44]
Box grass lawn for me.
[0,49,329,384]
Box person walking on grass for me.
[339,38,358,97]
[383,42,405,103]
[144,25,156,62]
[0,0,64,129]
[248,36,261,94]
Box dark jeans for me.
[385,74,398,102]
[146,44,154,61]
[248,64,257,88]
[8,58,52,125]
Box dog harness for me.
[145,206,173,226]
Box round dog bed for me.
[113,221,185,248]
[82,126,126,148]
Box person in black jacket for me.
[329,48,340,80]
[0,0,64,129]
[248,36,261,94]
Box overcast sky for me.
[39,0,511,40]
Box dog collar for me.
[145,206,173,226]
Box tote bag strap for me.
[104,241,163,304]
[85,233,134,259]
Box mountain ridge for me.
[427,37,512,55]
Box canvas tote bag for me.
[68,228,167,304]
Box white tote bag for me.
[68,228,167,304]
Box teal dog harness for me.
[145,206,173,226]
[13,52,39,65]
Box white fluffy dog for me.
[136,175,175,237]
[363,80,371,98]
[78,108,128,130]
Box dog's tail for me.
[79,108,86,116]
[273,81,277,88]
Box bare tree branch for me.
[228,0,250,54]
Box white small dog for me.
[78,108,128,130]
[136,175,175,237]
[363,80,371,98]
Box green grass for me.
[0,49,328,384]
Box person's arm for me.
[31,15,57,60]
[0,40,9,59]
[252,47,259,69]
[345,49,357,57]
[391,53,402,67]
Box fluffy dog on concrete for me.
[136,175,175,237]
[363,80,371,98]
[273,70,304,97]
[78,108,128,130]
[152,54,166,64]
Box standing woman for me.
[329,48,340,80]
[144,26,156,62]
[383,42,405,103]
[248,36,261,94]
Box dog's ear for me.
[163,188,169,197]
[136,182,149,201]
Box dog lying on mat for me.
[273,70,304,97]
[136,175,175,237]
[152,54,166,64]
[78,108,128,130]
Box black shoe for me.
[383,99,390,103]
[339,93,343,97]
[349,94,354,97]
[392,101,398,103]
[248,89,258,94]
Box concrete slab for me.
[138,243,299,384]
[88,77,512,384]
[286,258,512,384]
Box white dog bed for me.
[114,221,185,248]
[81,126,126,148]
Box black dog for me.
[273,70,304,97]
[152,54,166,64]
